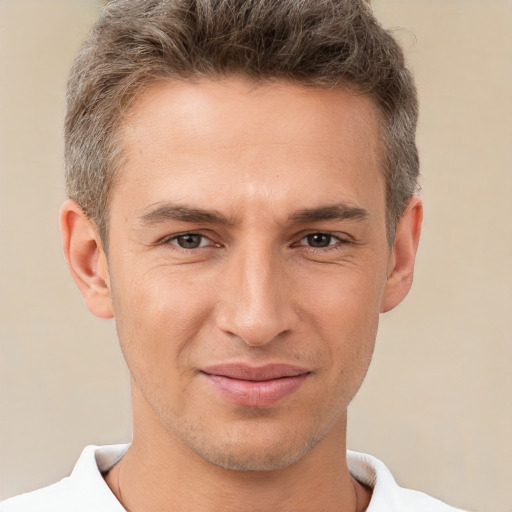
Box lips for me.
[201,363,310,408]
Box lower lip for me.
[203,373,309,408]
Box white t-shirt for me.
[0,444,468,511]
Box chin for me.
[186,426,324,472]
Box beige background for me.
[1,1,511,510]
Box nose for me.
[215,244,299,347]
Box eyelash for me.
[159,232,351,252]
[159,232,220,250]
[294,233,349,251]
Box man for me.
[0,1,467,511]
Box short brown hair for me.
[65,0,418,248]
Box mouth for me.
[200,363,311,408]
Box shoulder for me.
[0,445,129,512]
[347,450,470,512]
[0,479,73,512]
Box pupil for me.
[308,233,330,247]
[178,234,202,248]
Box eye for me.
[170,233,211,249]
[299,233,339,248]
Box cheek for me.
[302,259,385,327]
[299,264,384,375]
[110,266,217,382]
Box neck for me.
[104,385,371,512]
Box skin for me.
[61,78,422,511]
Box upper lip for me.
[201,363,310,381]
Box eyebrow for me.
[138,203,230,226]
[138,202,368,227]
[289,203,369,224]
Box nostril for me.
[216,313,294,347]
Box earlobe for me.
[380,195,423,313]
[60,199,114,319]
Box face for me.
[72,78,416,471]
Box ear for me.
[60,199,114,319]
[380,195,423,313]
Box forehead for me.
[122,78,380,157]
[114,78,384,221]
